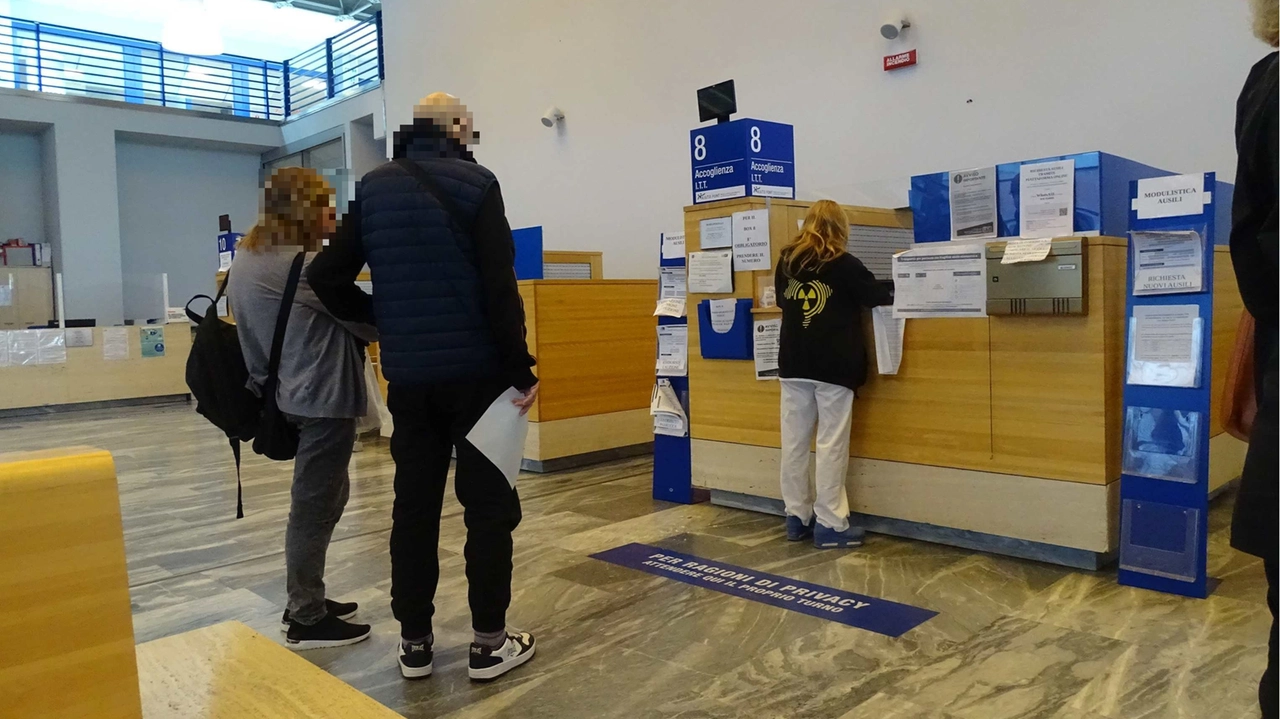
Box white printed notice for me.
[1001,237,1053,265]
[65,327,94,348]
[708,298,737,334]
[731,210,770,271]
[1019,159,1074,239]
[949,166,997,240]
[37,329,66,365]
[891,244,987,319]
[687,251,734,294]
[0,331,8,367]
[1132,231,1203,295]
[753,318,781,380]
[102,327,130,361]
[661,232,686,261]
[656,324,688,377]
[699,217,733,249]
[871,306,905,375]
[1132,173,1208,220]
[659,266,687,299]
[653,297,686,318]
[1128,304,1201,388]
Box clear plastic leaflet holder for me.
[1125,312,1203,389]
[1122,407,1201,484]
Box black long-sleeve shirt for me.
[775,253,892,390]
[308,183,538,391]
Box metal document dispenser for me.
[985,239,1087,315]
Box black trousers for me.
[387,380,523,638]
[1264,557,1278,719]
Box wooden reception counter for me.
[684,197,1246,568]
[517,279,658,471]
[0,325,192,415]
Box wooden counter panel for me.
[529,281,657,422]
[986,244,1120,484]
[0,447,142,719]
[1210,247,1244,438]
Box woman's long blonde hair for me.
[780,199,848,275]
[236,167,336,253]
[1252,0,1279,47]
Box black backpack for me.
[185,252,304,518]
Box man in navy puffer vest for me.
[309,93,537,682]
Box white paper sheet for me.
[656,324,688,376]
[653,297,687,318]
[687,251,733,294]
[464,387,530,489]
[661,232,686,260]
[36,329,65,365]
[1019,159,1075,239]
[65,327,94,348]
[1133,231,1203,295]
[653,413,687,437]
[890,244,987,319]
[949,166,997,240]
[0,330,9,367]
[753,318,781,380]
[0,272,12,307]
[708,298,737,333]
[1001,237,1053,265]
[216,297,229,317]
[699,217,733,249]
[166,307,188,324]
[1128,305,1202,388]
[871,306,905,375]
[1133,174,1208,220]
[659,267,687,299]
[731,210,770,271]
[651,379,688,437]
[102,327,130,360]
[9,329,38,366]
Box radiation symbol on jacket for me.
[783,279,832,328]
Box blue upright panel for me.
[690,118,794,204]
[653,233,697,503]
[910,152,1173,243]
[1118,172,1217,599]
[512,226,544,280]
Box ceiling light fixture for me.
[162,0,224,56]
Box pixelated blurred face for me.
[414,93,479,145]
[255,167,335,252]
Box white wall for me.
[116,140,260,320]
[380,0,1269,279]
[0,130,44,245]
[0,89,281,322]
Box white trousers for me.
[779,378,854,532]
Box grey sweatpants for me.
[285,414,356,625]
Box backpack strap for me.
[185,272,233,323]
[230,437,244,520]
[266,252,306,387]
[394,158,475,235]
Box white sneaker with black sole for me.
[469,631,535,681]
[398,640,434,679]
[284,613,371,650]
[280,599,358,632]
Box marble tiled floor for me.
[0,402,1271,719]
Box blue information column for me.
[1118,172,1219,598]
[652,232,698,503]
[690,118,794,204]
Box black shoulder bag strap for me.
[394,158,475,236]
[184,271,233,324]
[231,252,304,519]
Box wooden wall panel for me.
[528,280,657,421]
[1209,246,1244,438]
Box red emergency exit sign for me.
[884,49,917,71]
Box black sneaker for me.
[284,612,371,650]
[398,639,434,679]
[469,631,536,681]
[280,599,358,632]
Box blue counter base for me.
[709,489,1115,571]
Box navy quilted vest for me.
[360,140,500,385]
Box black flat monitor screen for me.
[698,80,736,123]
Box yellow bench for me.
[0,447,399,718]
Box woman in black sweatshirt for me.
[775,200,892,549]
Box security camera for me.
[540,106,564,128]
[880,17,910,40]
